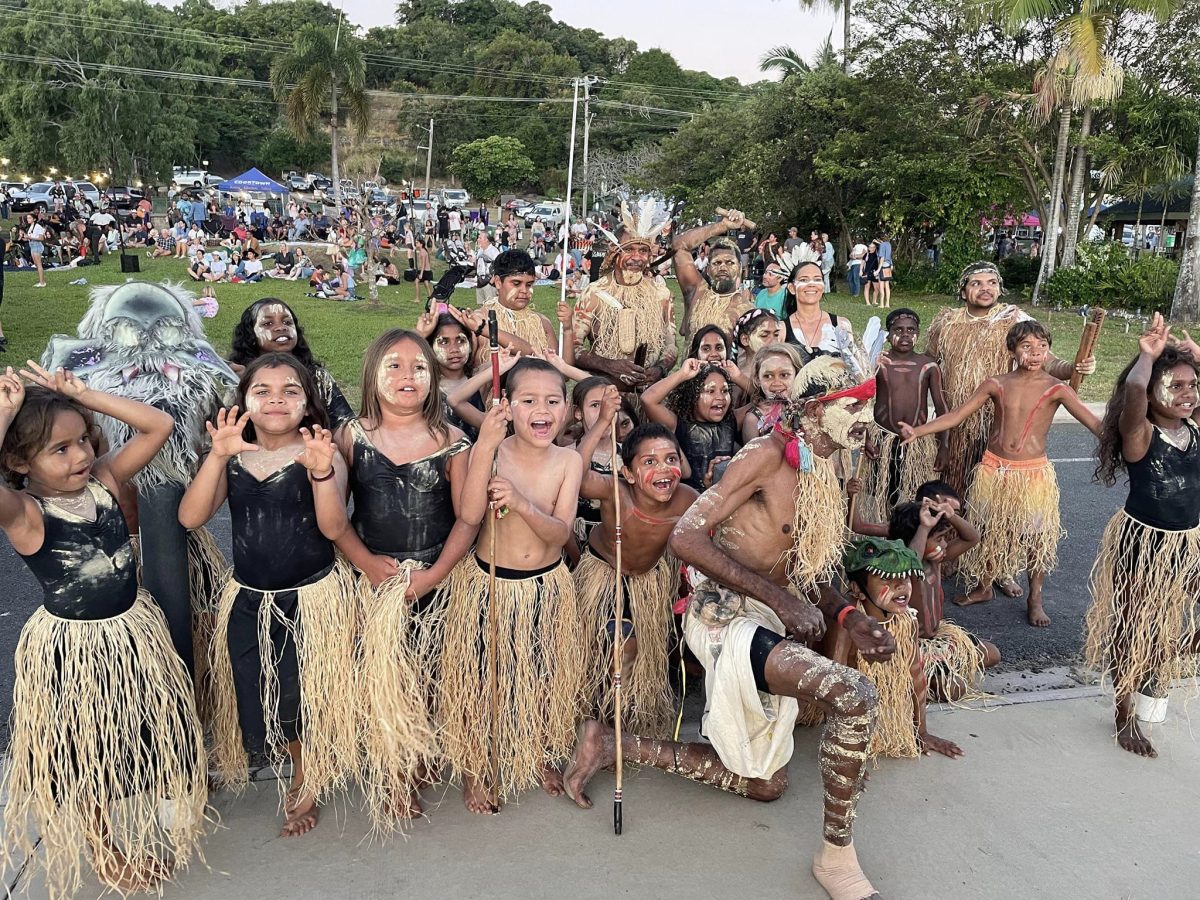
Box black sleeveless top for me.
[18,478,137,620]
[347,420,470,565]
[1124,420,1200,531]
[226,457,334,591]
[676,418,737,491]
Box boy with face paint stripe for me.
[572,388,699,739]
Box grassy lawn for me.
[0,251,1142,406]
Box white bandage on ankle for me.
[1133,692,1168,725]
[812,840,877,900]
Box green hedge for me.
[1043,241,1178,314]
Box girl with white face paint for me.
[228,300,355,432]
[179,354,358,840]
[1087,315,1200,760]
[320,329,475,833]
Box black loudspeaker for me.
[120,254,140,273]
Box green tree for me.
[1171,137,1200,320]
[449,135,536,203]
[271,23,370,204]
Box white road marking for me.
[1049,457,1093,463]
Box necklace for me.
[793,312,826,348]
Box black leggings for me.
[749,626,785,693]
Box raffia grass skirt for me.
[921,620,988,703]
[208,558,358,800]
[2,592,207,900]
[575,549,679,739]
[356,563,440,837]
[859,424,939,525]
[432,555,585,800]
[855,611,920,759]
[960,452,1062,586]
[1084,510,1200,705]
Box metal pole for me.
[581,95,593,218]
[559,78,581,354]
[423,118,434,204]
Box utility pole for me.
[416,118,434,203]
[580,75,599,218]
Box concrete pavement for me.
[4,686,1198,899]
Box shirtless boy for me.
[435,357,584,814]
[900,321,1102,626]
[861,309,948,524]
[566,378,896,900]
[573,385,698,737]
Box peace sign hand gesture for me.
[20,360,88,400]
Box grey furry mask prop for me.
[42,281,237,488]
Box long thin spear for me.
[486,309,502,803]
[610,414,625,835]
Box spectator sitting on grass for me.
[149,228,177,259]
[187,246,208,281]
[267,242,296,278]
[239,248,265,283]
[172,219,189,258]
[205,251,228,282]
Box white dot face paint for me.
[254,304,297,352]
[377,352,400,405]
[1156,370,1174,407]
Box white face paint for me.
[254,304,297,351]
[804,397,874,451]
[378,351,399,404]
[1156,370,1174,407]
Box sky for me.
[168,0,840,85]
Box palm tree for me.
[271,22,370,205]
[782,1,853,73]
[1170,138,1200,321]
[759,45,809,79]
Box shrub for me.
[1042,240,1179,314]
[1113,256,1178,315]
[998,254,1038,289]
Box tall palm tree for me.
[793,1,853,73]
[759,45,809,79]
[271,22,370,205]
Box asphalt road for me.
[0,424,1115,746]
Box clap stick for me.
[486,308,501,802]
[610,413,625,836]
[715,207,757,230]
[1070,307,1105,392]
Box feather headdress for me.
[590,195,673,248]
[774,243,820,280]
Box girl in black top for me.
[180,353,358,838]
[0,366,204,896]
[417,310,483,440]
[228,298,355,431]
[1087,319,1200,759]
[641,358,738,490]
[322,329,473,835]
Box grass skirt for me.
[855,612,920,759]
[2,592,207,900]
[960,452,1062,586]
[208,559,358,801]
[1084,510,1200,705]
[921,620,987,703]
[859,424,939,525]
[574,550,679,738]
[356,563,440,837]
[432,556,585,800]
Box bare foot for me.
[563,720,616,810]
[388,788,424,820]
[996,577,1024,598]
[1116,712,1157,758]
[540,763,565,798]
[94,849,169,893]
[951,583,993,607]
[462,775,498,815]
[1026,598,1051,628]
[281,787,319,837]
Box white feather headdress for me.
[774,243,820,279]
[590,195,673,248]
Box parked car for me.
[72,181,101,207]
[103,185,146,210]
[408,198,433,222]
[523,201,566,230]
[171,166,209,187]
[12,181,81,213]
[306,173,330,191]
[286,174,308,191]
[441,188,471,209]
[367,189,389,205]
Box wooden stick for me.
[610,415,625,836]
[1069,307,1106,392]
[847,451,867,529]
[486,310,501,802]
[715,207,757,230]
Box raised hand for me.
[720,208,746,230]
[678,357,703,379]
[0,367,25,415]
[1176,329,1200,360]
[719,359,742,380]
[918,499,944,528]
[1139,312,1169,359]
[477,399,510,450]
[414,310,437,338]
[597,384,621,426]
[205,406,259,459]
[498,346,521,374]
[20,360,87,399]
[296,425,336,475]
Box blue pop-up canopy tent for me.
[216,167,288,193]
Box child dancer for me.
[435,357,584,814]
[416,309,482,438]
[900,321,1101,626]
[569,376,618,543]
[228,298,355,431]
[642,357,738,490]
[739,342,804,443]
[861,309,948,524]
[179,354,358,837]
[574,386,697,737]
[320,329,473,832]
[1,363,205,896]
[889,493,998,702]
[837,537,963,759]
[1085,313,1200,758]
